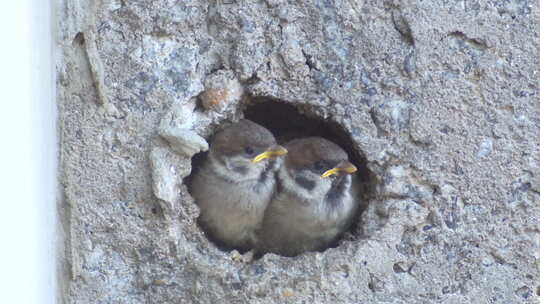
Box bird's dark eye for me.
[313,160,325,171]
[244,146,255,155]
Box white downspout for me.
[0,1,56,303]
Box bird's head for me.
[210,119,288,181]
[282,137,357,199]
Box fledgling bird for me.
[190,119,287,251]
[257,137,359,257]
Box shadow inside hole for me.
[244,99,375,243]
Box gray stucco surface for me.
[58,0,539,303]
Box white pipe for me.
[0,1,56,303]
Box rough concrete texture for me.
[58,0,540,303]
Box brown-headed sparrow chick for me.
[257,137,359,257]
[190,119,287,251]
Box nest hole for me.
[187,98,375,256]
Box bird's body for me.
[258,137,359,256]
[192,152,277,250]
[190,119,287,251]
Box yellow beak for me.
[321,161,357,178]
[252,145,288,163]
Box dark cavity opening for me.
[187,98,375,256]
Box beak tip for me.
[251,145,288,163]
[274,145,288,155]
[321,162,358,177]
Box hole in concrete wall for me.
[72,32,85,46]
[186,98,375,256]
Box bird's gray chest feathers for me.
[260,169,356,255]
[191,160,276,248]
[277,188,352,237]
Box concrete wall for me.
[58,1,539,303]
